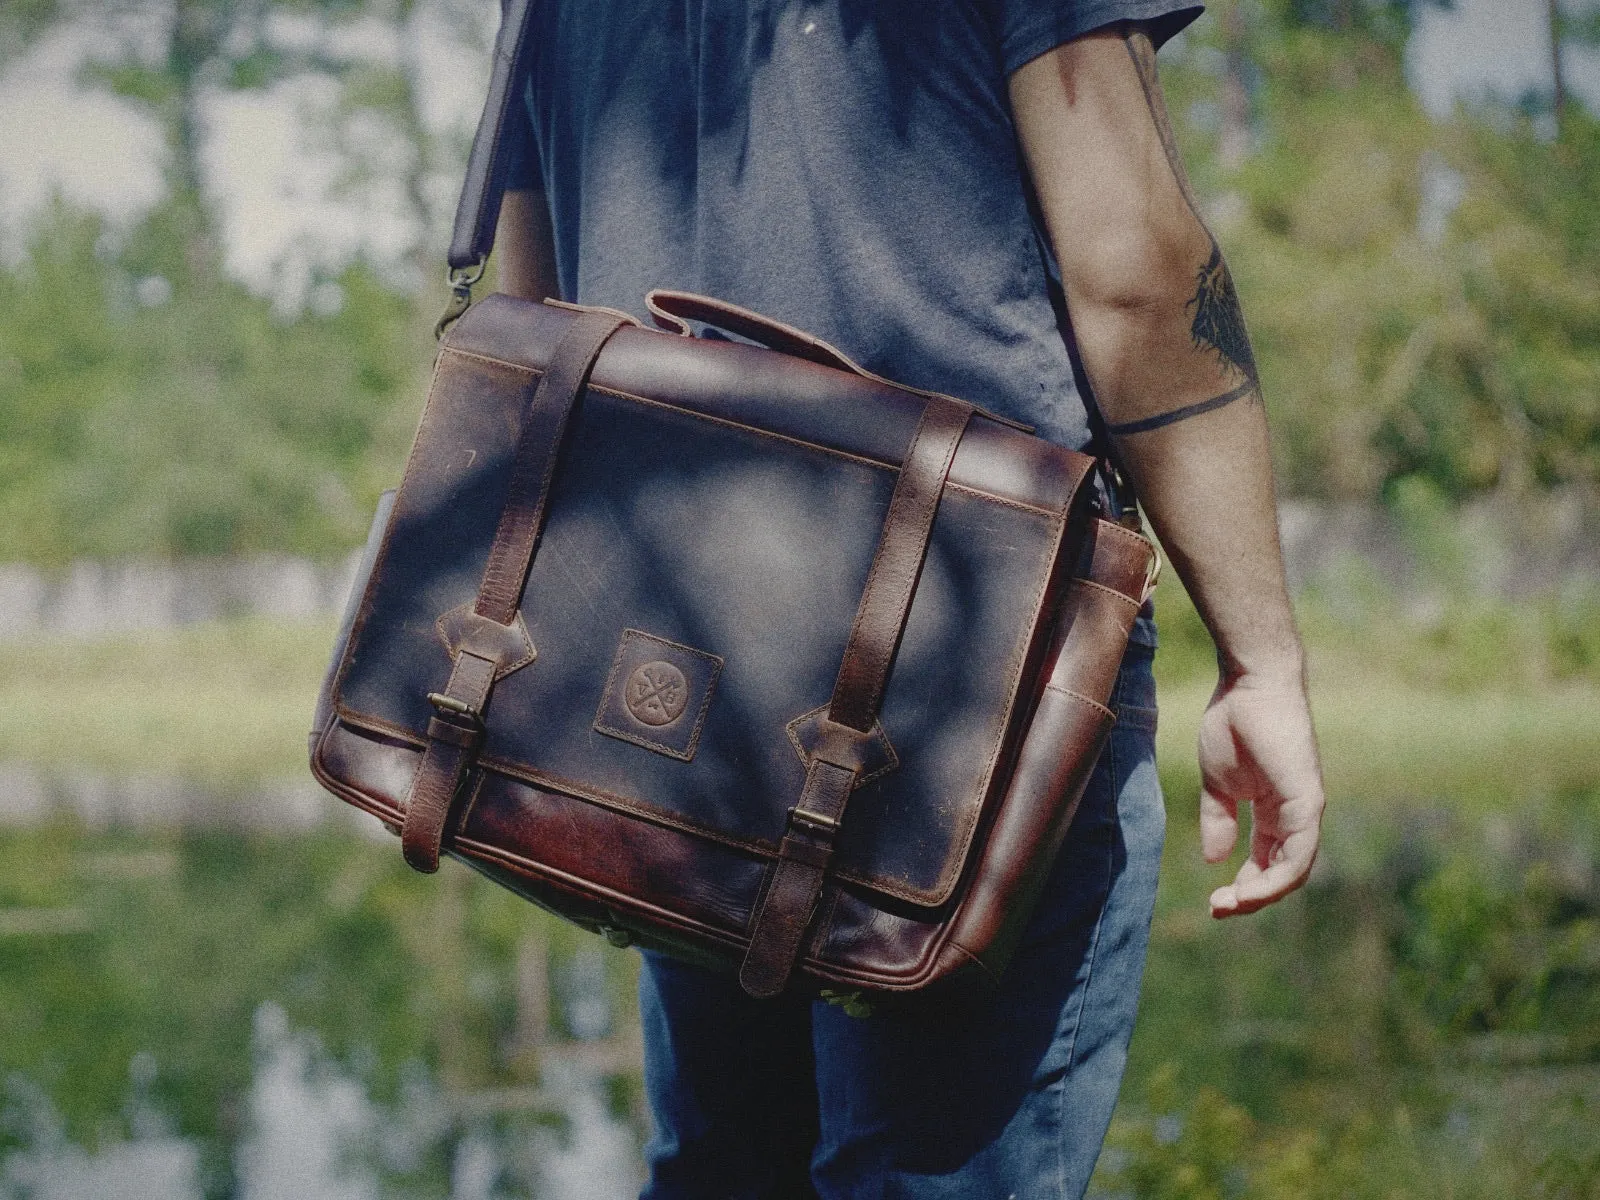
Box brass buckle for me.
[1140,541,1163,604]
[427,692,482,724]
[787,806,840,837]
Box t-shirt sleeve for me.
[999,0,1204,75]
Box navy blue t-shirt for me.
[505,0,1200,450]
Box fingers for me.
[1209,825,1319,918]
[1198,787,1238,863]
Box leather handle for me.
[648,289,1034,435]
[447,0,538,271]
[646,290,868,376]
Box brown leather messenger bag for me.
[309,0,1158,1001]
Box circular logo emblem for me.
[624,661,689,726]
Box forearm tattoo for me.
[1107,29,1263,435]
[1188,244,1260,389]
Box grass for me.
[0,617,338,784]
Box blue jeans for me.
[638,644,1164,1199]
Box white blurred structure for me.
[0,551,360,641]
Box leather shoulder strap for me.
[448,0,538,271]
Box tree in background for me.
[1160,0,1599,508]
[61,0,492,286]
[0,0,497,562]
[1548,0,1600,123]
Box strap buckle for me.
[427,691,483,725]
[787,806,840,837]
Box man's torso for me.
[515,0,1096,449]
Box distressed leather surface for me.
[312,295,1150,995]
[313,513,1152,994]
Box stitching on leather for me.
[453,835,754,945]
[438,345,543,376]
[454,803,992,993]
[782,705,900,788]
[482,762,777,859]
[591,629,723,763]
[428,354,1065,514]
[433,604,537,678]
[326,713,755,859]
[592,382,1065,515]
[939,512,1069,901]
[542,298,641,326]
[1095,520,1155,553]
[333,707,427,747]
[456,819,976,992]
[943,481,1059,518]
[1071,578,1142,608]
[882,467,1093,905]
[592,382,903,472]
[326,712,957,907]
[435,347,894,479]
[1041,686,1117,723]
[592,722,697,763]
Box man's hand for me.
[1198,664,1324,918]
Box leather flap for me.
[329,299,1096,908]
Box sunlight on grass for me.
[0,618,338,784]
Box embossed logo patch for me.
[595,630,721,761]
[625,661,689,726]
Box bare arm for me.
[497,188,560,301]
[1011,27,1324,918]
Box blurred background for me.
[1,0,1598,1195]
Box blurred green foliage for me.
[0,599,1594,1196]
[1155,4,1600,503]
[0,617,336,782]
[0,207,425,563]
[0,825,640,1197]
